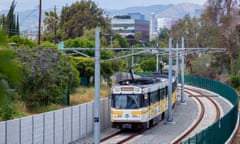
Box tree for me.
[17,47,79,109]
[202,0,240,76]
[42,9,61,43]
[0,14,6,30]
[60,0,110,40]
[159,28,169,43]
[6,0,19,37]
[140,58,156,72]
[101,61,114,86]
[74,56,123,87]
[170,0,240,77]
[0,29,20,120]
[191,54,213,78]
[113,34,129,48]
[74,57,94,79]
[231,56,240,75]
[9,35,36,48]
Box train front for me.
[111,85,148,129]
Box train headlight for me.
[134,87,141,93]
[114,87,121,93]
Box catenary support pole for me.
[156,54,159,72]
[175,40,178,93]
[167,38,173,122]
[176,41,179,86]
[94,28,101,144]
[131,46,134,67]
[181,37,185,103]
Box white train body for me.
[111,72,177,129]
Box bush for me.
[0,104,17,121]
[17,47,79,110]
[9,35,36,48]
[230,75,240,89]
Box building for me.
[149,13,158,41]
[149,14,180,40]
[111,15,149,42]
[157,18,172,30]
[157,17,179,32]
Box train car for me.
[111,71,177,129]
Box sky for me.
[0,0,207,11]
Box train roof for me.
[118,71,176,86]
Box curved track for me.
[100,129,145,144]
[172,87,221,143]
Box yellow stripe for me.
[112,111,123,115]
[131,109,148,115]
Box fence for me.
[0,98,111,144]
[180,75,239,144]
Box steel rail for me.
[172,89,205,144]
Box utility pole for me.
[54,5,57,44]
[38,0,42,45]
[110,35,113,47]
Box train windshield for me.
[112,94,143,109]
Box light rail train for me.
[111,70,177,129]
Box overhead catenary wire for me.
[61,47,226,62]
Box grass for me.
[13,83,111,117]
[14,101,65,116]
[70,84,111,105]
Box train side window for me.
[163,88,166,97]
[160,89,164,100]
[172,83,175,92]
[165,87,168,96]
[157,89,160,101]
[150,91,158,104]
[172,80,177,92]
[175,80,177,90]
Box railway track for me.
[100,117,162,143]
[172,86,221,143]
[100,129,145,144]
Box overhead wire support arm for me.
[72,50,90,57]
[60,47,226,61]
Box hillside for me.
[106,3,202,19]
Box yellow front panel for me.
[112,111,123,115]
[131,109,148,115]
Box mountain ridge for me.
[105,3,202,19]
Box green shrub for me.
[0,104,17,121]
[17,47,79,110]
[230,75,240,89]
